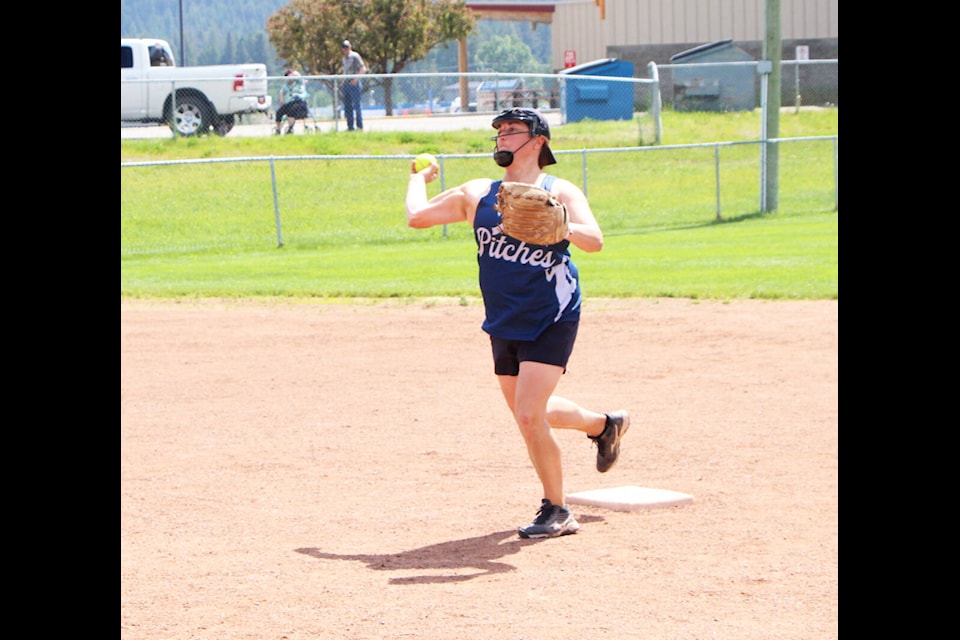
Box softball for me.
[414,153,437,173]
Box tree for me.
[245,34,273,74]
[197,42,219,66]
[473,35,544,74]
[220,33,236,65]
[266,0,475,115]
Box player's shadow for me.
[296,517,603,585]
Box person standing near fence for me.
[340,40,366,131]
[404,107,632,538]
[274,70,310,135]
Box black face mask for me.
[492,134,535,167]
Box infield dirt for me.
[121,297,838,640]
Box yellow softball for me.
[414,153,437,173]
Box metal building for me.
[466,1,838,71]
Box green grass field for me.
[121,109,838,300]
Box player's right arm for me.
[406,176,490,230]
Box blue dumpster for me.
[559,58,635,123]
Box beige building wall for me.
[552,0,838,70]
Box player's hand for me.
[411,159,439,183]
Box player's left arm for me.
[554,179,604,252]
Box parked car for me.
[121,38,272,136]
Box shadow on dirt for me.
[296,516,604,584]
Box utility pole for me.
[762,0,781,212]
[179,0,185,65]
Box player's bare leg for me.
[498,362,566,505]
[545,395,608,436]
[500,362,583,538]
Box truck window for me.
[150,46,172,67]
[121,46,133,69]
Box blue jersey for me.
[474,176,582,340]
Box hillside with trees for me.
[120,0,552,76]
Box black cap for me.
[491,108,556,167]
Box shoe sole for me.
[616,411,631,442]
[597,410,630,473]
[518,519,581,539]
[518,526,580,539]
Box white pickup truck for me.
[121,38,272,137]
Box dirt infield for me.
[120,298,838,640]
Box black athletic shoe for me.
[589,410,631,473]
[518,499,580,539]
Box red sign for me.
[564,50,576,69]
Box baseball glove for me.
[495,181,569,245]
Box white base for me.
[566,486,694,512]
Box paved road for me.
[121,110,563,139]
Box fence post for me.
[170,80,178,133]
[333,79,342,133]
[648,62,663,145]
[714,144,723,221]
[832,138,839,211]
[581,150,589,197]
[269,157,284,247]
[439,155,448,238]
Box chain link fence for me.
[121,135,838,258]
[656,59,837,113]
[122,60,836,140]
[252,70,662,142]
[122,60,838,254]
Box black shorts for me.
[489,320,579,376]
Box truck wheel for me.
[213,115,235,136]
[167,92,214,137]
